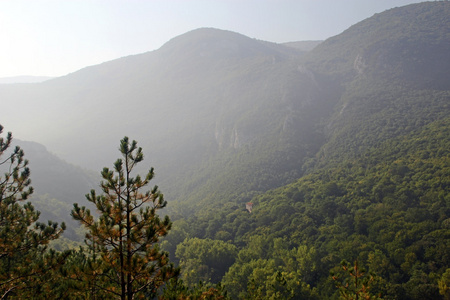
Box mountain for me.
[305,2,450,86]
[1,28,333,214]
[162,2,449,299]
[1,29,314,175]
[303,1,450,167]
[167,2,449,299]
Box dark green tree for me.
[71,137,178,300]
[0,124,66,299]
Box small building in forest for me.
[246,202,253,213]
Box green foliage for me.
[247,118,449,298]
[331,260,381,300]
[222,236,319,299]
[176,238,237,286]
[180,116,450,299]
[160,278,229,300]
[439,268,450,300]
[0,124,66,299]
[71,137,178,299]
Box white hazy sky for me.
[1,0,425,78]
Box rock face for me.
[353,54,366,75]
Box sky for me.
[0,0,426,78]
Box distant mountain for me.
[0,76,53,84]
[2,28,309,170]
[1,28,329,215]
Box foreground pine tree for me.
[0,124,66,299]
[71,137,178,299]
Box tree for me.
[175,238,237,286]
[71,137,178,299]
[0,124,66,299]
[331,260,381,300]
[439,268,450,300]
[160,278,229,300]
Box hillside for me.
[163,2,450,299]
[13,140,97,241]
[216,116,450,299]
[1,27,333,216]
[1,28,307,170]
[304,1,450,168]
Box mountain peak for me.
[158,27,295,61]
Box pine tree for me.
[331,260,382,300]
[0,124,66,299]
[71,137,178,299]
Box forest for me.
[1,116,449,299]
[1,2,450,299]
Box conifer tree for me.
[0,124,66,299]
[331,260,381,300]
[71,137,178,299]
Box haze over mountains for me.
[1,0,447,214]
[2,26,330,208]
[1,0,449,216]
[1,2,449,298]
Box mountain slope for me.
[304,1,450,168]
[162,2,450,298]
[305,1,450,89]
[2,28,307,169]
[14,140,97,241]
[1,2,448,221]
[1,28,335,216]
[218,116,450,299]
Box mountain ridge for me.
[2,2,448,213]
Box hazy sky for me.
[1,0,425,78]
